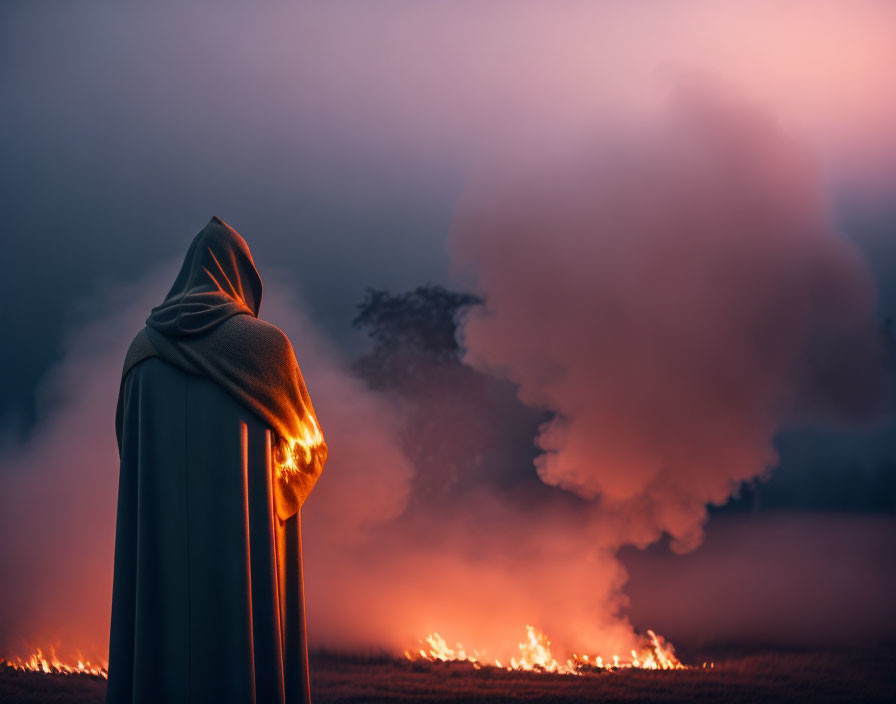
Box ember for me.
[2,647,108,679]
[406,625,692,674]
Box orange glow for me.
[2,647,108,679]
[2,630,704,682]
[275,414,324,481]
[406,625,688,674]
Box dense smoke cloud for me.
[452,90,890,553]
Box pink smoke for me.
[452,88,890,553]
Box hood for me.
[147,216,263,336]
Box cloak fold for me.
[107,217,323,704]
[107,359,310,704]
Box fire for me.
[406,625,689,674]
[411,633,488,665]
[275,415,324,480]
[3,628,691,681]
[2,647,108,679]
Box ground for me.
[2,647,895,703]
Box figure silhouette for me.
[106,217,326,704]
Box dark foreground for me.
[2,647,895,704]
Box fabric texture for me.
[107,217,324,703]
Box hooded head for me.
[147,216,263,336]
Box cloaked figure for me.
[106,217,326,704]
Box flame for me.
[407,625,689,674]
[2,647,108,679]
[275,414,324,480]
[2,627,691,681]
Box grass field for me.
[2,647,895,703]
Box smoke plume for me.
[451,88,890,555]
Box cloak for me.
[106,217,325,704]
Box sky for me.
[1,0,895,663]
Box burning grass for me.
[1,648,107,679]
[406,625,689,674]
[2,646,894,703]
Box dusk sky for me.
[2,0,896,672]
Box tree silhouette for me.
[351,284,548,510]
[353,284,482,359]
